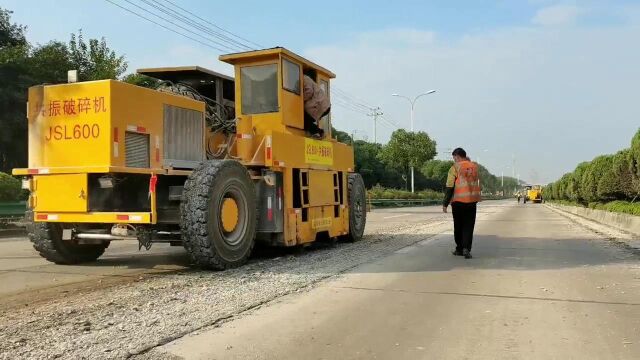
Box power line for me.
[160,0,264,49]
[118,0,239,52]
[107,0,389,139]
[333,101,369,116]
[379,115,400,128]
[143,0,252,51]
[332,87,378,111]
[104,0,228,53]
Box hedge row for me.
[545,129,640,205]
[0,172,23,202]
[550,199,640,216]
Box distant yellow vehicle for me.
[13,47,366,269]
[523,185,543,203]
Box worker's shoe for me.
[463,249,472,259]
[452,249,463,256]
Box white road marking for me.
[383,214,412,220]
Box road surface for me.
[0,201,638,360]
[0,205,446,308]
[156,202,639,360]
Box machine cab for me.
[220,47,335,140]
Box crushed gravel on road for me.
[0,217,451,360]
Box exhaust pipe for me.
[75,233,138,241]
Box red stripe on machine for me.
[265,135,272,161]
[36,214,48,220]
[149,174,158,194]
[113,127,119,142]
[267,197,273,221]
[126,125,147,133]
[116,215,129,221]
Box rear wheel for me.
[341,173,366,242]
[180,160,257,270]
[26,212,108,264]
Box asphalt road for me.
[0,205,447,308]
[156,202,640,360]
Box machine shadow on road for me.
[83,250,192,270]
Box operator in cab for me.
[442,148,482,259]
[303,75,330,139]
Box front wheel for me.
[341,173,366,242]
[180,160,257,270]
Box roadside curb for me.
[0,228,26,238]
[545,203,640,237]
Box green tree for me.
[597,149,634,200]
[421,159,453,190]
[29,41,72,83]
[0,8,25,48]
[580,155,614,203]
[122,73,160,89]
[631,128,640,198]
[379,129,437,175]
[566,162,589,203]
[68,30,127,81]
[0,172,21,201]
[0,10,129,173]
[0,7,30,173]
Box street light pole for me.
[392,90,436,193]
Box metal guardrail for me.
[368,199,441,208]
[367,196,510,209]
[0,201,27,219]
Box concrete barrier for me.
[547,203,640,236]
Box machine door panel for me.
[34,174,88,212]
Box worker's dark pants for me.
[452,202,477,252]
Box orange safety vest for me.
[452,160,482,203]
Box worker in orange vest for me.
[442,148,482,259]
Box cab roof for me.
[219,47,336,79]
[137,66,233,82]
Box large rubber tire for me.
[26,212,108,264]
[342,173,366,242]
[180,160,257,270]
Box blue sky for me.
[3,0,640,183]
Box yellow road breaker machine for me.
[523,185,543,203]
[13,48,366,269]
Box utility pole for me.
[367,107,383,143]
[512,154,516,193]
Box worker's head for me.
[451,147,467,162]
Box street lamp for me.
[392,90,437,193]
[501,165,511,196]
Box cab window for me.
[282,58,301,94]
[241,64,278,114]
[319,79,330,134]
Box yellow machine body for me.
[525,185,543,203]
[15,80,204,224]
[14,47,358,251]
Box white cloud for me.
[354,28,436,47]
[532,4,585,26]
[304,22,640,184]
